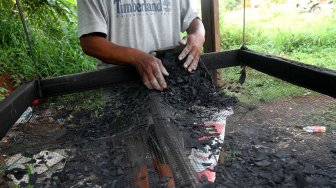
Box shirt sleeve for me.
[180,0,199,32]
[77,0,107,38]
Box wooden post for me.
[201,0,221,84]
[201,0,220,53]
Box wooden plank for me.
[201,50,240,70]
[41,66,139,97]
[241,49,336,98]
[0,81,39,140]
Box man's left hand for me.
[178,33,205,72]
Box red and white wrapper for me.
[188,109,233,182]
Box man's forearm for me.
[187,18,205,38]
[80,35,144,66]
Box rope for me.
[240,0,247,85]
[242,0,246,46]
[16,0,42,97]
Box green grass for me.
[220,67,311,104]
[0,7,95,83]
[218,2,336,103]
[0,6,96,102]
[0,87,7,101]
[219,3,336,69]
[47,90,103,117]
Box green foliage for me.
[219,5,336,102]
[219,11,336,70]
[22,0,77,32]
[223,0,241,11]
[333,1,336,18]
[0,0,95,82]
[269,0,286,4]
[0,87,8,101]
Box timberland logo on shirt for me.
[114,0,171,14]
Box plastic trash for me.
[5,150,67,185]
[188,109,233,183]
[303,126,326,133]
[15,107,33,124]
[32,99,39,106]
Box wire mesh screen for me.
[0,52,236,187]
[0,81,157,187]
[0,55,335,187]
[217,67,336,187]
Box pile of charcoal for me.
[160,53,237,111]
[159,52,237,156]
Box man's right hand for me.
[132,53,169,91]
[79,35,169,91]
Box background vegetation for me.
[0,0,95,84]
[218,0,336,103]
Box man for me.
[77,0,205,91]
[77,2,205,186]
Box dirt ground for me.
[216,95,336,187]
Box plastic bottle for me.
[303,126,326,133]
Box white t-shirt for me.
[77,0,199,68]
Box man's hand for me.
[80,35,169,91]
[178,33,205,72]
[178,18,205,72]
[132,52,169,91]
